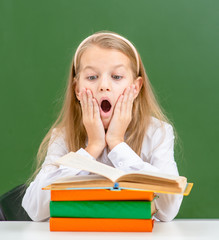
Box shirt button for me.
[118,162,123,167]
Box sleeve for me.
[22,130,93,222]
[108,122,183,222]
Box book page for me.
[52,174,110,184]
[117,171,185,183]
[55,152,124,182]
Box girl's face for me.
[75,45,142,129]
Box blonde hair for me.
[30,31,173,182]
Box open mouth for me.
[100,100,112,113]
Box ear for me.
[133,77,143,99]
[74,79,80,100]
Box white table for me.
[0,219,219,240]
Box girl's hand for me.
[79,88,106,158]
[106,84,137,150]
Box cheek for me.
[117,83,131,96]
[76,79,89,92]
[76,80,97,97]
[75,80,85,99]
[112,88,126,104]
[77,81,85,91]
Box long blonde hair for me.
[31,31,172,182]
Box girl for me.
[22,31,183,222]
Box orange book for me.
[50,217,154,232]
[51,189,155,201]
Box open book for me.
[44,152,193,196]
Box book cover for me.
[50,217,154,232]
[50,188,155,201]
[50,200,156,219]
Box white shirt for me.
[22,117,183,222]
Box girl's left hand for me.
[106,84,137,150]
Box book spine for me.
[50,217,154,232]
[51,189,154,201]
[50,200,153,219]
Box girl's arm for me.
[107,119,183,222]
[22,130,92,222]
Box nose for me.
[99,76,111,92]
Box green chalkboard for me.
[0,0,218,218]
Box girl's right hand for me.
[79,88,106,159]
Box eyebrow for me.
[113,64,126,70]
[82,64,126,72]
[82,66,98,71]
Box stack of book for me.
[49,188,157,232]
[43,152,193,232]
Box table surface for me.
[0,219,219,240]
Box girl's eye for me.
[87,75,98,80]
[112,75,123,80]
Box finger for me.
[92,98,100,119]
[123,86,130,103]
[86,89,93,117]
[120,86,130,113]
[114,94,123,115]
[80,88,87,114]
[127,84,136,107]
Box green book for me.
[50,200,156,219]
